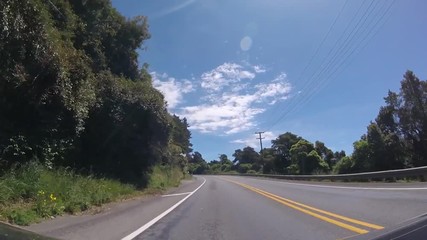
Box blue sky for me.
[111,0,427,161]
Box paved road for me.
[135,176,427,240]
[28,176,427,240]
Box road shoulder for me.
[25,176,204,240]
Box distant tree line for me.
[191,71,427,175]
[0,0,192,186]
[189,136,344,175]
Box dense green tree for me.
[72,72,171,184]
[375,94,405,169]
[349,70,426,172]
[288,139,329,174]
[0,0,193,185]
[237,163,253,174]
[170,116,192,155]
[366,123,387,171]
[188,151,208,174]
[260,148,276,174]
[333,156,354,174]
[351,139,370,172]
[0,0,97,168]
[289,139,314,174]
[232,147,260,165]
[190,151,205,164]
[271,132,301,173]
[219,154,232,165]
[397,71,427,166]
[188,161,207,174]
[333,151,346,162]
[314,141,334,168]
[307,150,330,174]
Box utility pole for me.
[255,131,265,153]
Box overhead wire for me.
[266,0,395,131]
[266,0,349,122]
[295,0,396,111]
[266,0,369,130]
[284,0,382,115]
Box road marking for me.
[248,184,384,230]
[248,177,427,190]
[121,177,206,240]
[161,192,192,197]
[223,178,384,234]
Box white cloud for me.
[153,63,291,135]
[201,62,255,92]
[180,93,264,134]
[179,64,291,134]
[151,72,194,109]
[253,65,267,73]
[231,131,276,148]
[255,72,291,101]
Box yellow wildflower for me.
[50,193,57,201]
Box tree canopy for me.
[334,70,427,173]
[0,0,193,186]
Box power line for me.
[46,0,65,18]
[267,0,349,120]
[283,0,395,119]
[280,0,381,116]
[296,0,396,110]
[266,0,395,131]
[285,0,373,115]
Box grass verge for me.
[146,165,187,193]
[0,162,186,225]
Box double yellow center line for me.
[223,178,384,235]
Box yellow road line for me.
[223,178,384,234]
[240,182,384,230]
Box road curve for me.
[135,176,427,240]
[26,176,427,240]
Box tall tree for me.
[289,139,314,174]
[191,151,205,164]
[260,148,276,174]
[351,138,371,172]
[314,141,334,168]
[398,71,427,166]
[232,147,260,165]
[366,123,387,171]
[271,132,301,173]
[219,154,232,165]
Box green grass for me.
[0,162,186,226]
[146,165,185,192]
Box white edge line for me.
[121,177,206,240]
[228,176,427,190]
[161,192,192,197]
[391,224,427,239]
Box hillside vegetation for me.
[1,0,192,224]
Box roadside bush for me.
[333,156,354,174]
[0,162,136,225]
[147,165,184,191]
[237,163,252,173]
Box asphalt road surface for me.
[28,176,427,240]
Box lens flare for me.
[240,36,252,51]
